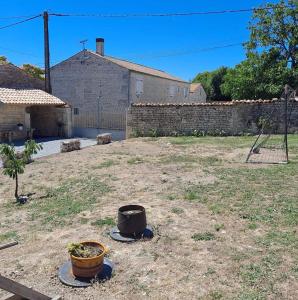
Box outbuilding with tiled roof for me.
[0,64,71,142]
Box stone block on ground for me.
[60,139,81,153]
[96,133,112,145]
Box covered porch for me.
[0,88,72,143]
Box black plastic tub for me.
[117,205,147,235]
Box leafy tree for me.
[221,0,297,99]
[221,49,297,99]
[0,140,43,202]
[246,0,297,69]
[0,56,8,63]
[21,64,45,80]
[193,71,213,99]
[193,67,231,101]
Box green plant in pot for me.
[0,140,42,203]
[67,241,108,278]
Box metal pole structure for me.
[284,85,289,163]
[43,11,52,94]
[97,81,102,131]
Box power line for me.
[50,6,289,18]
[0,14,41,30]
[0,15,37,20]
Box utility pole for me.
[43,11,51,94]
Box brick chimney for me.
[96,38,104,56]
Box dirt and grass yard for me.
[0,135,297,299]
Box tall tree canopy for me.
[21,64,45,80]
[221,49,297,100]
[194,0,297,100]
[221,0,297,100]
[193,67,231,101]
[246,0,297,69]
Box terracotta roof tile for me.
[131,99,282,107]
[90,51,187,83]
[0,88,65,105]
[190,83,202,93]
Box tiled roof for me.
[190,83,202,93]
[0,88,65,105]
[131,99,282,107]
[90,51,187,83]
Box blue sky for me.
[0,0,279,80]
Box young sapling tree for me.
[0,140,42,202]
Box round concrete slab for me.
[58,258,114,288]
[109,225,154,243]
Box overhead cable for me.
[0,14,41,30]
[50,6,289,18]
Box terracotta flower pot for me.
[70,241,108,278]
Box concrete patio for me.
[0,137,97,167]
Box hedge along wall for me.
[126,100,298,137]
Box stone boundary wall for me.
[126,100,298,137]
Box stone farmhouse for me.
[0,63,71,142]
[51,38,206,138]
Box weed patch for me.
[91,217,115,227]
[171,207,184,214]
[95,160,118,169]
[28,177,111,228]
[127,157,144,164]
[0,231,19,243]
[192,232,216,241]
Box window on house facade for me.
[169,85,176,97]
[183,87,188,98]
[136,78,143,95]
[73,108,79,115]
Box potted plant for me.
[67,241,108,278]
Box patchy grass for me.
[91,217,116,227]
[27,177,111,228]
[94,160,118,169]
[192,232,216,241]
[166,194,176,201]
[0,231,19,243]
[0,135,297,299]
[171,207,184,214]
[204,267,216,276]
[184,184,209,202]
[127,157,144,164]
[159,155,197,164]
[214,223,225,232]
[167,135,254,148]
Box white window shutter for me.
[136,78,143,95]
[169,85,175,97]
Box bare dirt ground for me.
[0,136,297,300]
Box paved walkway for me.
[0,137,97,167]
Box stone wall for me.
[126,100,298,137]
[0,104,27,140]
